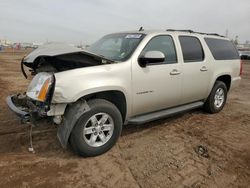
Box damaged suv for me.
[7,30,241,157]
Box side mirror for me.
[138,51,165,67]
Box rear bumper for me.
[231,76,241,90]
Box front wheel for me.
[70,99,123,157]
[204,81,228,113]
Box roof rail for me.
[194,32,225,38]
[166,29,225,38]
[166,29,194,33]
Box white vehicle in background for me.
[238,50,250,60]
[7,29,241,157]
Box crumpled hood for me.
[23,42,84,63]
[20,42,115,78]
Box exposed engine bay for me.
[21,43,114,78]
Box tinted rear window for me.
[179,36,204,62]
[205,38,239,60]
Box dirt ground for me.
[0,50,250,188]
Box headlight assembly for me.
[26,72,54,102]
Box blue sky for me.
[0,0,249,44]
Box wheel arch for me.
[77,90,127,123]
[206,74,231,100]
[57,90,127,149]
[215,74,231,91]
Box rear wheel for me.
[70,99,122,157]
[204,81,227,113]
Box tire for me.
[204,81,227,114]
[69,99,123,157]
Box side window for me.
[179,36,204,62]
[204,38,239,60]
[141,35,177,64]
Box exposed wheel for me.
[204,81,227,113]
[70,99,122,157]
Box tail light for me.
[239,60,243,76]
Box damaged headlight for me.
[27,72,54,102]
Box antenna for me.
[139,27,144,31]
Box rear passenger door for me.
[179,36,210,104]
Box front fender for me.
[51,63,132,117]
[52,65,130,103]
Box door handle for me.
[170,69,181,75]
[200,66,208,72]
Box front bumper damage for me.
[6,94,51,153]
[6,94,90,149]
[6,95,29,118]
[6,94,48,123]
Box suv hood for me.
[23,42,84,63]
[21,42,115,77]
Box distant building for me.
[0,38,13,47]
[32,42,43,48]
[237,40,250,51]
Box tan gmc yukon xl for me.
[7,29,242,157]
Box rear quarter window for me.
[179,36,204,63]
[204,38,239,60]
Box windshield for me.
[87,33,145,61]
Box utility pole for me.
[234,35,239,46]
[225,29,229,38]
[4,36,7,45]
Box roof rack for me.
[166,29,194,33]
[166,29,225,38]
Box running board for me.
[127,101,204,125]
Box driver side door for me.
[131,35,182,116]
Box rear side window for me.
[179,36,204,62]
[205,38,239,60]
